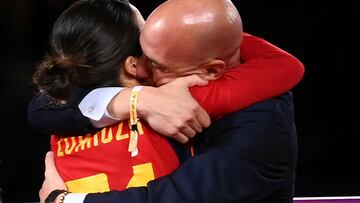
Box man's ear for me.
[124,56,138,77]
[201,59,226,80]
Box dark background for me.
[0,0,359,202]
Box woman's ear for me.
[124,56,138,77]
[201,59,226,80]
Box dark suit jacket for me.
[28,92,297,203]
[28,88,97,136]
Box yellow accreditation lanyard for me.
[128,86,143,157]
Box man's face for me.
[134,55,154,85]
[143,55,206,86]
[138,6,210,86]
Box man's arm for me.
[28,89,97,136]
[40,93,297,203]
[28,75,211,141]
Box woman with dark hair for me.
[33,0,145,101]
[32,0,181,193]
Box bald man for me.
[37,0,302,202]
[140,0,243,86]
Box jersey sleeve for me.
[189,33,304,119]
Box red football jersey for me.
[51,120,180,192]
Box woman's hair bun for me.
[33,56,76,100]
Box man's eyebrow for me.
[145,54,167,68]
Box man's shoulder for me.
[198,92,296,151]
[224,92,293,121]
[205,92,295,136]
[246,91,293,111]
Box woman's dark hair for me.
[33,0,142,100]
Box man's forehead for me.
[141,40,208,69]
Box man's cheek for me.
[140,78,155,86]
[136,67,151,79]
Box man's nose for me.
[152,69,174,86]
[151,68,164,85]
[151,68,161,79]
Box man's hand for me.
[39,151,67,203]
[107,75,211,143]
[138,75,211,143]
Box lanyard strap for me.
[128,86,143,157]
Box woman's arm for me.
[190,33,305,119]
